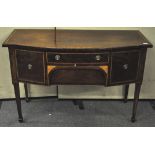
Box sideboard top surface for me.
[2,29,153,51]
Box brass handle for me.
[123,64,128,70]
[28,64,32,70]
[96,55,101,61]
[55,55,61,61]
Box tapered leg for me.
[131,83,142,123]
[24,83,29,102]
[124,84,129,103]
[13,83,23,123]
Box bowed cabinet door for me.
[110,50,140,85]
[15,50,45,84]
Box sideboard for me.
[2,29,153,123]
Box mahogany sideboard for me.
[2,29,153,123]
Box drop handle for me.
[28,64,32,70]
[95,55,101,61]
[55,55,61,61]
[123,64,128,70]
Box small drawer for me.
[47,53,109,65]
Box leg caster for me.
[18,117,24,123]
[131,116,136,123]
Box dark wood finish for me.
[54,27,56,44]
[16,50,45,84]
[110,50,140,84]
[13,83,23,123]
[48,66,107,85]
[124,84,129,103]
[47,52,109,65]
[2,29,153,122]
[137,49,147,82]
[131,83,142,122]
[3,29,152,50]
[8,48,18,83]
[24,83,29,102]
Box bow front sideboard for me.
[2,29,153,123]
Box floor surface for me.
[0,99,155,127]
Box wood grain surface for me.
[2,29,153,50]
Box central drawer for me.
[47,52,109,65]
[48,66,108,85]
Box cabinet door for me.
[16,50,45,84]
[110,51,140,84]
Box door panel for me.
[16,50,45,84]
[110,51,140,84]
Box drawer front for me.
[16,50,45,83]
[110,51,140,84]
[47,53,109,65]
[48,66,107,85]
